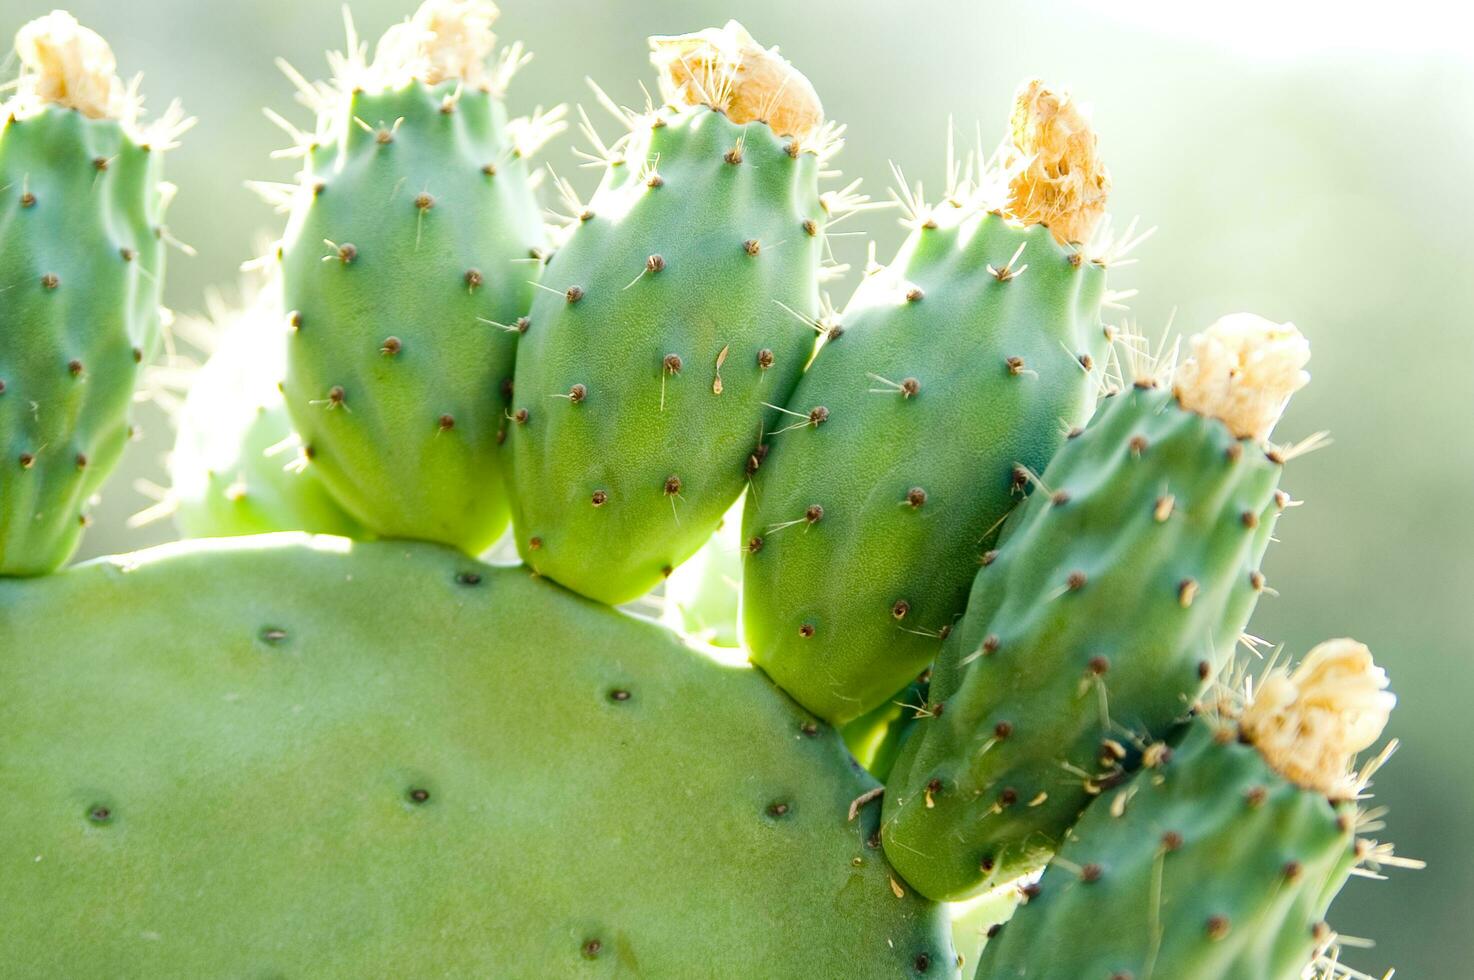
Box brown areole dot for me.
[41,273,59,289]
[513,408,529,425]
[757,348,775,370]
[798,623,814,638]
[906,487,927,508]
[743,238,761,256]
[664,353,683,374]
[906,286,925,303]
[565,285,584,303]
[1088,655,1110,674]
[1162,830,1183,851]
[568,383,586,403]
[808,406,829,426]
[591,490,607,507]
[646,254,666,274]
[120,246,136,262]
[1128,434,1149,455]
[804,504,824,524]
[1067,570,1087,590]
[381,336,402,356]
[766,801,789,817]
[75,453,88,469]
[994,721,1013,739]
[437,414,455,431]
[982,635,1000,655]
[131,347,143,363]
[747,536,764,554]
[337,243,357,263]
[68,360,83,377]
[528,536,542,551]
[980,550,999,566]
[802,218,818,236]
[664,475,682,496]
[20,190,36,207]
[724,146,743,165]
[1242,510,1259,528]
[892,600,910,620]
[1080,863,1102,883]
[515,316,531,334]
[1205,915,1231,941]
[646,173,664,188]
[1078,352,1094,370]
[464,268,482,289]
[1005,356,1025,376]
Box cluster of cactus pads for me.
[0,4,1419,977]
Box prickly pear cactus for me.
[0,6,1416,979]
[742,82,1121,725]
[0,13,188,575]
[977,641,1411,979]
[0,536,951,976]
[169,288,366,539]
[883,316,1311,900]
[272,0,558,554]
[504,22,847,605]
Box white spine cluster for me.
[1241,639,1395,798]
[648,21,824,144]
[1173,313,1311,443]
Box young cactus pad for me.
[0,535,952,976]
[883,315,1310,900]
[742,81,1114,725]
[504,21,838,605]
[977,642,1405,979]
[0,13,187,575]
[169,290,366,539]
[275,0,554,553]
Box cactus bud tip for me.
[1173,313,1310,443]
[8,10,130,123]
[1241,639,1394,798]
[1001,78,1111,245]
[370,0,500,89]
[649,21,824,144]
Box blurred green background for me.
[5,0,1470,973]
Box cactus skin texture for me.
[0,535,952,977]
[280,80,543,553]
[506,104,826,605]
[0,107,169,575]
[976,718,1357,979]
[743,216,1109,724]
[884,385,1285,901]
[171,297,365,539]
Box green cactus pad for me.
[976,717,1356,979]
[0,535,952,976]
[171,298,365,539]
[0,107,169,575]
[280,81,543,553]
[506,105,826,605]
[884,386,1285,900]
[742,216,1109,724]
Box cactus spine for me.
[882,315,1312,900]
[505,22,848,605]
[977,641,1412,979]
[742,81,1119,724]
[0,13,188,575]
[274,0,558,553]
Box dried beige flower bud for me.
[649,21,823,144]
[1000,79,1110,245]
[370,0,500,89]
[9,11,131,123]
[1173,313,1310,443]
[1241,639,1395,798]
